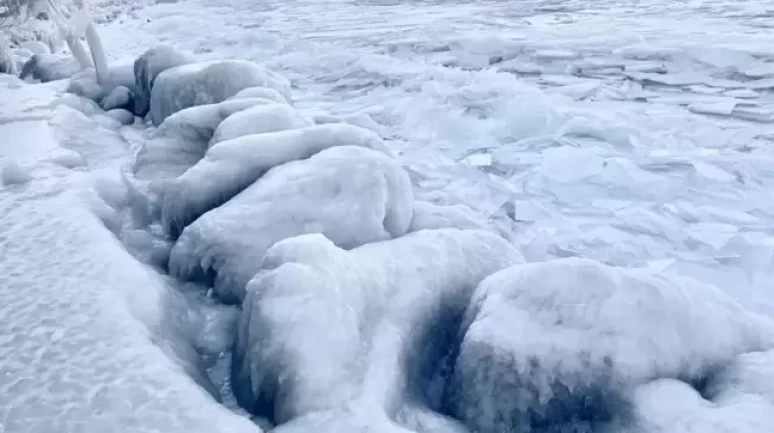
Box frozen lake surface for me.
[98,0,774,314]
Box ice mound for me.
[210,102,311,145]
[169,145,413,303]
[161,123,390,237]
[409,201,488,232]
[232,229,524,429]
[449,258,774,433]
[149,60,291,126]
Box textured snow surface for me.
[450,258,774,433]
[233,229,524,427]
[0,77,262,433]
[169,145,414,303]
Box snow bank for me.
[169,145,413,303]
[232,229,523,428]
[161,123,390,237]
[449,258,774,433]
[149,60,291,126]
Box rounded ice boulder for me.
[149,60,292,126]
[168,145,414,303]
[161,123,390,237]
[448,258,774,433]
[133,45,194,117]
[232,229,524,427]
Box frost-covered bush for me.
[168,145,414,303]
[449,258,774,433]
[233,229,524,428]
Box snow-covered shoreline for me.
[4,0,774,432]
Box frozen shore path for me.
[100,0,774,310]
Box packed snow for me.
[4,0,774,432]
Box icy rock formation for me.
[133,45,194,117]
[149,59,291,126]
[131,97,277,223]
[409,201,488,232]
[210,102,311,145]
[19,54,81,82]
[449,258,774,433]
[161,123,389,237]
[169,145,413,303]
[232,229,524,429]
